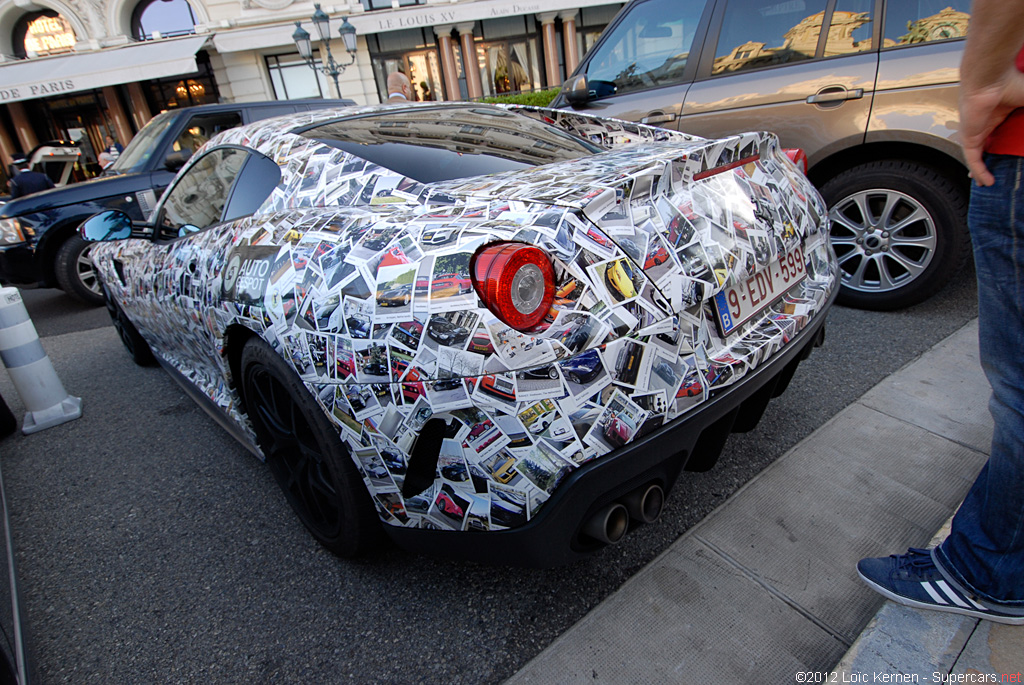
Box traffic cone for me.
[0,287,82,434]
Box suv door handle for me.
[641,112,678,125]
[806,88,864,105]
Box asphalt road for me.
[0,272,979,684]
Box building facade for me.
[0,0,622,188]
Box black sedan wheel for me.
[56,234,105,306]
[241,337,380,557]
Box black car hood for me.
[0,170,153,218]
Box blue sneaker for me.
[857,548,1024,625]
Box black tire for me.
[547,366,559,380]
[240,337,381,557]
[55,234,105,306]
[568,372,581,384]
[820,160,970,311]
[103,282,156,366]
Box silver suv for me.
[552,0,971,310]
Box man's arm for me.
[959,0,1024,185]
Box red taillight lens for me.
[784,148,808,175]
[471,242,555,332]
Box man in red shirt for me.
[857,0,1024,624]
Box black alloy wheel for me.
[56,234,106,306]
[240,338,379,557]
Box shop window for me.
[143,51,219,110]
[12,10,76,58]
[361,0,424,10]
[131,0,197,40]
[367,29,444,102]
[266,52,328,100]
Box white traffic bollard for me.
[0,287,82,434]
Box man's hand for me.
[960,71,1024,186]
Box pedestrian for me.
[856,0,1024,625]
[104,134,123,160]
[7,157,54,199]
[386,71,412,102]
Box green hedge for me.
[480,89,561,108]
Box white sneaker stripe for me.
[936,580,973,609]
[922,582,949,605]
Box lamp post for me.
[292,4,357,97]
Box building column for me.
[537,12,561,89]
[102,87,134,146]
[456,23,483,100]
[125,83,153,132]
[7,102,37,154]
[434,25,460,101]
[0,117,18,171]
[560,10,580,74]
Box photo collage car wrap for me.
[92,103,837,534]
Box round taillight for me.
[471,242,555,332]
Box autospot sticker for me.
[222,245,282,305]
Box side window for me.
[172,112,244,155]
[883,1,970,47]
[222,152,282,223]
[158,147,248,240]
[584,0,710,98]
[824,0,875,56]
[712,0,830,75]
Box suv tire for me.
[55,234,106,306]
[820,160,969,311]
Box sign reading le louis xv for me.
[373,2,541,30]
[0,79,76,103]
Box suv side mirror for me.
[562,74,592,106]
[165,150,192,172]
[80,210,133,242]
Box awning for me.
[0,35,209,105]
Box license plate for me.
[713,246,806,336]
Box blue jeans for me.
[934,154,1024,605]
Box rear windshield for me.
[297,106,602,184]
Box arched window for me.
[131,0,196,41]
[12,10,77,58]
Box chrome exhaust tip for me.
[582,502,630,544]
[622,484,664,524]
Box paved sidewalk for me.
[508,319,1023,683]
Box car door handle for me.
[806,88,864,104]
[641,112,678,125]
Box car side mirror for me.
[562,74,592,106]
[80,210,133,242]
[165,150,192,172]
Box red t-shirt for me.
[985,46,1024,155]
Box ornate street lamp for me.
[292,4,357,97]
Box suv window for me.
[583,0,709,97]
[824,0,876,56]
[172,112,244,155]
[883,1,970,47]
[159,147,248,239]
[712,0,830,75]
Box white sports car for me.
[81,102,836,565]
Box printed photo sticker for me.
[373,262,416,323]
[588,257,646,307]
[515,362,565,404]
[584,389,649,454]
[513,441,573,495]
[424,311,477,351]
[428,251,476,312]
[489,481,528,530]
[430,482,470,530]
[352,339,389,383]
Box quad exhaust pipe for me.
[582,502,629,545]
[622,484,665,524]
[581,483,666,545]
